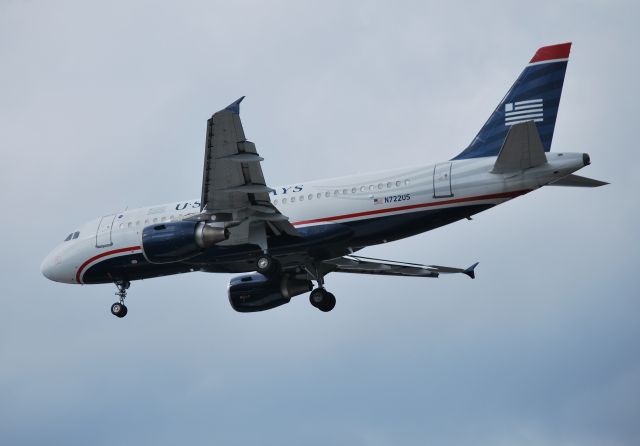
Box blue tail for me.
[453,42,571,160]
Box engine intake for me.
[142,221,229,264]
[228,273,312,312]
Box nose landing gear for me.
[111,280,130,318]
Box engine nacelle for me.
[228,273,312,312]
[142,221,229,264]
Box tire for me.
[111,303,123,317]
[319,292,336,312]
[309,288,325,307]
[120,305,128,318]
[309,289,335,312]
[256,255,280,276]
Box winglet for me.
[463,262,479,279]
[224,96,245,115]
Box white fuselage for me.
[41,152,587,285]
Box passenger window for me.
[127,222,132,228]
[360,186,366,192]
[153,218,158,223]
[396,180,401,187]
[334,190,339,196]
[161,216,167,222]
[274,199,279,205]
[119,223,124,229]
[64,233,72,241]
[405,179,410,185]
[369,185,374,191]
[282,198,287,204]
[72,231,80,239]
[145,219,149,224]
[378,183,383,189]
[351,187,356,194]
[136,221,140,226]
[387,182,392,188]
[325,191,331,198]
[308,194,313,200]
[300,195,304,201]
[317,193,321,199]
[343,189,348,195]
[291,197,296,203]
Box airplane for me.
[41,42,606,317]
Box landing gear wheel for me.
[309,288,336,312]
[309,288,324,307]
[111,280,130,318]
[111,302,128,318]
[318,292,336,312]
[256,255,280,276]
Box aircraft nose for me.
[41,251,69,283]
[41,253,56,281]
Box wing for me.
[322,255,478,279]
[189,97,298,246]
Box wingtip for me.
[464,262,479,279]
[224,96,245,115]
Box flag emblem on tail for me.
[504,99,543,126]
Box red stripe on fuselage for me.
[76,246,141,284]
[291,190,531,226]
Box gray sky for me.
[1,0,639,445]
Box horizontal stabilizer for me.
[322,255,479,279]
[548,174,609,187]
[491,121,547,173]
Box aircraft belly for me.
[81,253,193,284]
[344,203,494,246]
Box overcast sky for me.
[1,0,639,445]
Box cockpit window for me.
[64,231,80,241]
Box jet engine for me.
[141,221,229,264]
[228,273,312,312]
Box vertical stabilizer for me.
[453,43,571,160]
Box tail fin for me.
[453,42,571,160]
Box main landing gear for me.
[256,254,281,276]
[111,280,130,318]
[309,287,336,312]
[307,268,336,312]
[257,257,337,312]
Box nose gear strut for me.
[111,280,130,318]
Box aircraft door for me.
[96,214,116,248]
[433,162,453,198]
